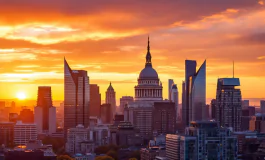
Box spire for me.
[145,36,152,67]
[107,82,114,91]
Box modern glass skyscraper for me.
[189,60,206,122]
[216,78,242,131]
[64,58,90,136]
[183,60,206,127]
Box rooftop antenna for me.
[233,61,235,78]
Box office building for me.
[106,82,116,116]
[119,96,134,113]
[241,108,250,131]
[210,99,216,119]
[14,121,37,145]
[242,100,250,109]
[89,84,101,117]
[170,84,179,119]
[249,113,265,133]
[19,109,34,123]
[64,58,90,137]
[116,121,142,146]
[183,60,206,127]
[9,113,19,123]
[261,100,265,114]
[100,104,112,124]
[34,86,56,134]
[168,79,174,100]
[216,78,242,131]
[0,122,14,147]
[153,102,176,135]
[134,37,163,102]
[181,81,185,123]
[166,121,237,160]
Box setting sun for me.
[16,92,26,100]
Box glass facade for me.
[189,60,206,121]
[64,58,90,137]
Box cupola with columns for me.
[135,36,163,101]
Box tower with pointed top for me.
[106,82,116,116]
[135,37,163,101]
[64,58,90,137]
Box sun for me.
[16,92,26,100]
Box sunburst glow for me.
[16,92,26,100]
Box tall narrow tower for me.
[106,82,116,116]
[64,58,90,137]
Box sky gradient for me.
[0,0,265,105]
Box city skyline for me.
[0,1,265,104]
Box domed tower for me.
[135,37,163,101]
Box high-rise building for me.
[216,78,242,131]
[249,113,265,133]
[64,58,90,136]
[100,103,112,124]
[153,102,176,135]
[166,121,238,160]
[119,96,134,113]
[183,60,206,127]
[171,84,179,119]
[106,82,116,116]
[168,79,174,100]
[181,81,185,123]
[0,101,5,109]
[9,113,19,123]
[0,122,14,147]
[34,86,56,134]
[14,121,37,145]
[242,100,250,109]
[261,100,265,114]
[19,109,34,123]
[210,99,216,119]
[89,84,101,117]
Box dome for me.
[139,66,158,79]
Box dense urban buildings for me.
[0,122,14,147]
[119,96,134,113]
[14,121,37,145]
[182,60,206,127]
[169,81,179,119]
[64,58,90,137]
[105,82,116,116]
[249,113,265,133]
[261,100,265,114]
[166,121,238,160]
[153,102,176,135]
[216,78,242,131]
[242,100,250,109]
[100,103,112,124]
[89,84,101,117]
[19,109,34,123]
[34,86,56,134]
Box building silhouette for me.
[0,122,14,147]
[261,100,265,114]
[19,109,34,123]
[89,84,101,117]
[100,103,112,124]
[183,60,206,127]
[14,121,37,145]
[168,79,174,100]
[64,58,90,137]
[34,86,56,134]
[106,82,116,116]
[216,78,242,131]
[119,96,133,114]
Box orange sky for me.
[0,0,265,105]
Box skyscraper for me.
[19,109,34,123]
[89,84,101,117]
[183,60,206,126]
[106,82,116,116]
[170,84,179,119]
[168,79,174,100]
[181,81,185,123]
[216,78,242,131]
[261,100,265,114]
[119,96,134,113]
[210,99,216,119]
[34,86,56,134]
[64,58,90,136]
